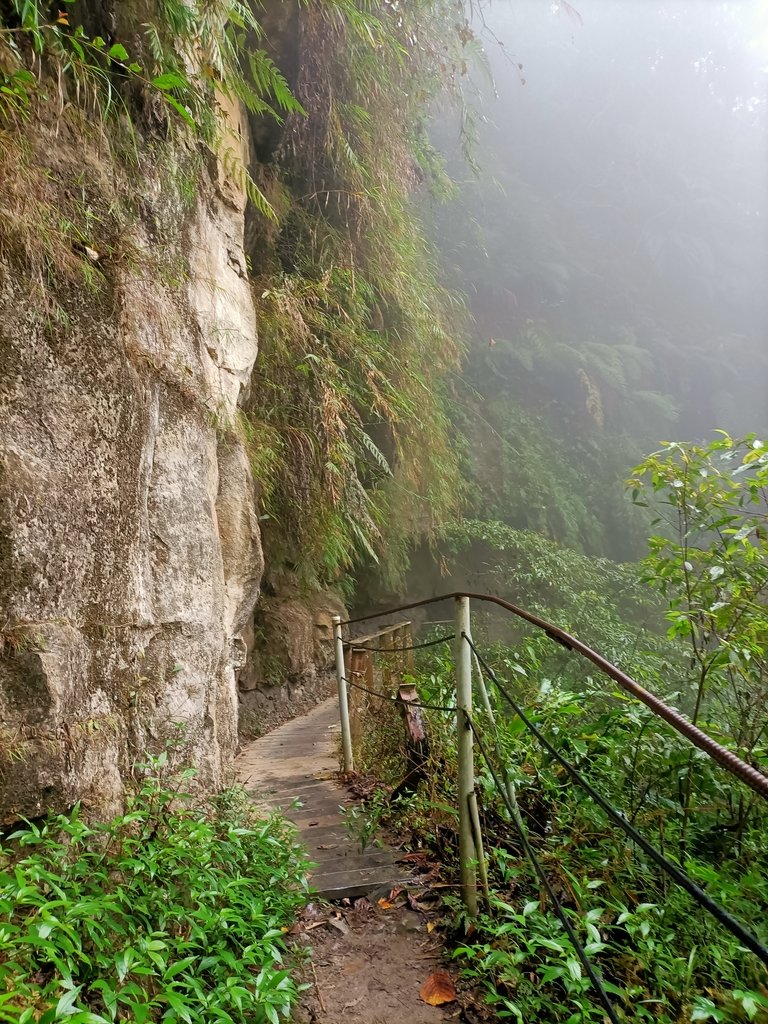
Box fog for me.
[432,0,768,555]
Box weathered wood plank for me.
[234,697,407,900]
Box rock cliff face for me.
[0,93,336,822]
[0,114,258,821]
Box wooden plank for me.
[234,697,405,901]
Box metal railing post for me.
[333,614,354,773]
[455,596,478,916]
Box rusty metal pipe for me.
[342,592,768,801]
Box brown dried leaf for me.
[377,886,404,910]
[419,970,456,1006]
[406,892,430,914]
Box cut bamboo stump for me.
[235,698,410,900]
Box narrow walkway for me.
[234,697,405,899]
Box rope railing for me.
[331,591,768,1009]
[337,634,768,969]
[342,674,457,714]
[340,591,768,802]
[467,716,622,1024]
[465,635,768,970]
[344,633,455,653]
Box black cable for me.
[343,676,456,713]
[467,715,622,1024]
[466,635,768,969]
[344,633,455,653]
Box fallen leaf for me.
[419,970,456,1006]
[419,864,442,883]
[377,886,403,910]
[426,921,438,933]
[406,892,430,913]
[399,851,430,864]
[328,915,350,935]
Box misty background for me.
[431,0,768,560]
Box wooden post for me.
[391,682,429,800]
[333,615,354,773]
[455,596,478,916]
[404,621,415,674]
[347,646,368,756]
[392,624,403,683]
[380,626,394,694]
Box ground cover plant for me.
[0,755,310,1024]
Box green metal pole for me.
[455,596,478,916]
[333,615,354,773]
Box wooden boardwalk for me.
[235,698,406,900]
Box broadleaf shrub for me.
[0,756,310,1024]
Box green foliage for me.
[0,756,310,1024]
[1,0,476,591]
[438,517,672,671]
[358,643,767,1022]
[449,322,673,559]
[630,431,768,855]
[243,1,479,587]
[0,0,303,216]
[458,667,768,1024]
[352,452,768,1021]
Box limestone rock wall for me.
[238,583,346,739]
[0,121,264,822]
[0,2,347,823]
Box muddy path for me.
[293,895,466,1024]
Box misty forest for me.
[1,2,767,1023]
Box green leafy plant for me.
[242,1,482,587]
[350,468,768,1021]
[0,0,305,217]
[0,755,310,1024]
[630,432,768,856]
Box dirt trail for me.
[294,897,453,1024]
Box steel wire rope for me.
[466,714,622,1024]
[465,635,768,969]
[343,633,456,653]
[341,676,457,713]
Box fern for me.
[351,422,392,476]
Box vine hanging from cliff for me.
[244,0,482,588]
